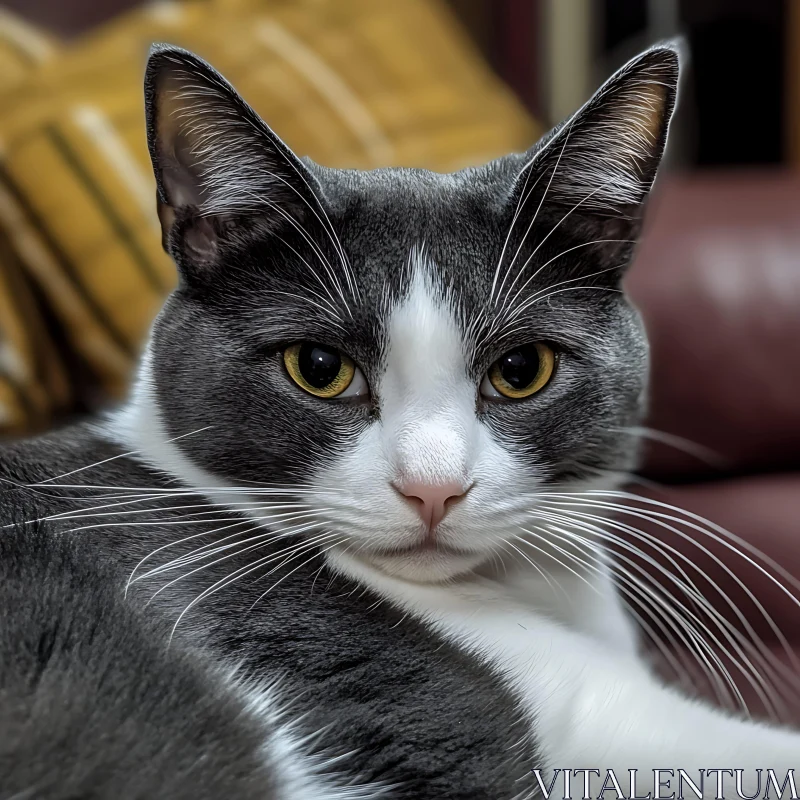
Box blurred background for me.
[4,0,799,166]
[0,0,799,719]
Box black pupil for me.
[298,343,342,389]
[499,345,541,390]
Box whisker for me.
[502,264,626,327]
[134,513,328,586]
[152,525,336,614]
[502,239,633,319]
[491,176,621,339]
[167,531,343,642]
[22,482,340,494]
[520,521,725,706]
[492,122,576,306]
[499,285,624,337]
[489,164,549,303]
[533,501,800,718]
[247,539,346,613]
[1,491,174,529]
[48,499,309,524]
[610,426,726,467]
[35,426,213,485]
[252,195,349,313]
[62,505,319,535]
[532,515,764,716]
[127,517,258,592]
[496,538,568,600]
[150,528,313,585]
[258,159,359,305]
[543,491,800,670]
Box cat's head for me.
[133,44,679,583]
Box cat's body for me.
[1,42,800,799]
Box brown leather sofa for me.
[624,172,800,719]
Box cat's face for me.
[140,45,678,582]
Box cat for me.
[1,41,799,800]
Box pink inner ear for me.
[183,216,219,264]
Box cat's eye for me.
[283,342,367,399]
[481,343,556,400]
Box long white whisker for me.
[35,426,213,485]
[154,525,336,615]
[540,505,800,709]
[493,122,577,305]
[493,176,619,328]
[167,531,342,642]
[532,498,800,718]
[49,499,309,524]
[22,482,340,496]
[259,196,349,313]
[132,512,329,586]
[502,239,633,320]
[247,539,346,613]
[63,505,321,534]
[260,169,358,304]
[610,426,725,467]
[541,492,800,672]
[143,523,321,584]
[489,166,548,302]
[519,521,728,707]
[497,538,568,600]
[532,514,767,716]
[513,527,600,594]
[127,517,258,592]
[502,264,626,328]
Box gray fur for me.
[0,42,679,798]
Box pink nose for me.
[394,480,468,531]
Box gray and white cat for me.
[1,42,799,800]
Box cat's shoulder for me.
[0,422,164,523]
[1,422,115,479]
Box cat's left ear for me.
[511,43,680,233]
[144,44,320,272]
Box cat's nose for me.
[394,480,469,532]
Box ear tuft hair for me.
[145,44,317,221]
[519,43,680,216]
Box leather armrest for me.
[625,173,800,479]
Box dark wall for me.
[678,0,786,166]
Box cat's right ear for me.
[145,45,320,276]
[507,44,680,237]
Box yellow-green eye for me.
[483,342,556,399]
[283,342,356,398]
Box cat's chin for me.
[357,547,488,584]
